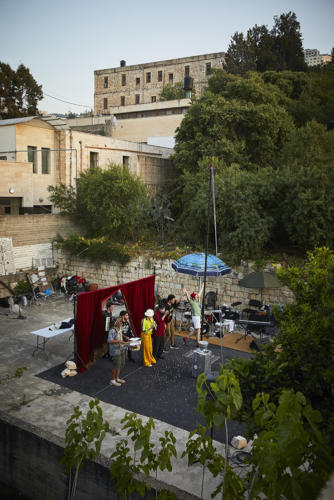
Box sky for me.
[1,0,333,115]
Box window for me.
[0,155,7,160]
[104,76,108,88]
[146,72,151,83]
[27,146,37,173]
[121,96,125,106]
[158,70,163,82]
[206,62,211,75]
[41,148,50,174]
[135,94,140,104]
[185,66,190,77]
[151,96,156,103]
[136,77,140,86]
[123,156,129,168]
[169,73,173,82]
[122,74,126,86]
[103,98,108,110]
[90,152,98,168]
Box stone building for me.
[94,52,225,114]
[304,48,332,66]
[0,116,174,215]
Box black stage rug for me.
[37,341,252,444]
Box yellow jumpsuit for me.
[141,317,156,366]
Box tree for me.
[271,12,307,72]
[0,62,43,118]
[159,82,186,101]
[278,122,334,250]
[48,164,150,242]
[223,12,307,74]
[228,247,334,452]
[223,32,257,75]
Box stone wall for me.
[0,214,73,247]
[55,249,294,308]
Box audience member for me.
[108,317,127,387]
[153,302,168,360]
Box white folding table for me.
[30,317,74,358]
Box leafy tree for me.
[159,82,186,101]
[278,122,334,250]
[228,247,334,451]
[271,12,307,72]
[0,62,43,118]
[48,164,150,242]
[223,32,257,75]
[224,12,306,74]
[173,78,294,175]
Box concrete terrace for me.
[0,295,252,499]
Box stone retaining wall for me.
[55,249,294,307]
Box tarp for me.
[75,275,155,372]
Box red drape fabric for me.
[75,275,155,372]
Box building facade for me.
[94,52,225,114]
[0,116,174,215]
[304,49,332,66]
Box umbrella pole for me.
[201,165,214,341]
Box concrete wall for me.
[0,413,121,500]
[0,214,74,274]
[54,249,294,308]
[0,160,34,208]
[0,124,16,161]
[94,52,225,113]
[59,129,174,189]
[112,113,184,143]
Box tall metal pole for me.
[200,165,214,340]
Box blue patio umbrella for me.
[172,253,231,277]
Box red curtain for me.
[75,275,155,372]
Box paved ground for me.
[0,294,253,499]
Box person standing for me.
[102,299,114,358]
[141,309,156,367]
[153,302,168,360]
[108,317,127,387]
[120,310,135,362]
[164,294,182,350]
[183,283,204,347]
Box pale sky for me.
[1,0,333,115]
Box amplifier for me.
[192,349,212,378]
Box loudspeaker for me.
[192,350,212,378]
[183,76,194,90]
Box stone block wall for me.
[55,249,294,308]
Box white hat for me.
[145,308,154,317]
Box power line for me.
[43,92,92,108]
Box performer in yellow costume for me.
[141,309,157,367]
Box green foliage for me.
[224,11,306,74]
[110,412,177,499]
[49,164,150,242]
[171,67,334,257]
[54,232,131,265]
[228,248,334,452]
[250,390,334,499]
[13,280,31,294]
[0,61,43,118]
[61,399,109,500]
[159,82,186,101]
